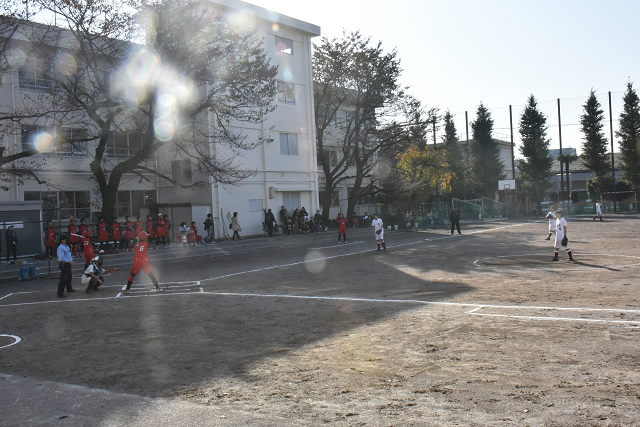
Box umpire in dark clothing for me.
[265,209,276,237]
[57,235,76,297]
[450,207,461,235]
[5,225,18,264]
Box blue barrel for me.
[28,266,37,278]
[20,266,28,280]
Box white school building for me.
[0,0,321,242]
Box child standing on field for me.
[337,212,347,244]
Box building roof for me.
[551,152,621,173]
[206,0,321,36]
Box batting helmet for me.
[138,231,148,241]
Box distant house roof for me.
[206,0,321,36]
[552,152,621,173]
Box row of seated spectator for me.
[275,206,327,236]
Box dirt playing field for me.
[1,215,639,426]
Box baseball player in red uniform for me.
[68,217,80,257]
[125,231,160,293]
[83,230,95,270]
[145,215,155,248]
[97,218,109,251]
[337,212,347,244]
[111,217,121,250]
[163,215,171,246]
[79,218,89,255]
[135,218,144,236]
[124,216,134,251]
[44,220,56,258]
[155,213,166,248]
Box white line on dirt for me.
[469,312,640,325]
[310,241,364,250]
[0,334,21,349]
[0,293,13,301]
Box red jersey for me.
[68,224,78,243]
[146,220,154,237]
[156,219,165,237]
[164,219,171,235]
[83,237,95,263]
[80,224,89,238]
[135,221,144,236]
[131,239,153,275]
[112,222,121,240]
[190,225,198,236]
[134,240,150,263]
[125,221,134,239]
[98,221,108,241]
[45,226,56,247]
[337,217,347,233]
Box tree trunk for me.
[320,188,333,223]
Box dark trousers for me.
[6,245,16,261]
[451,220,461,234]
[267,223,274,237]
[57,262,73,295]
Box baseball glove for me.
[561,236,568,247]
[376,229,382,235]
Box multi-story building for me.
[0,0,321,250]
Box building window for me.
[275,36,293,55]
[276,80,295,104]
[318,149,338,168]
[280,133,298,156]
[115,190,157,219]
[18,59,56,91]
[339,109,353,127]
[57,128,87,156]
[249,199,263,212]
[21,125,87,156]
[331,191,340,207]
[171,159,192,186]
[24,191,91,221]
[105,132,145,158]
[282,192,299,211]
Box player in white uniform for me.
[545,205,557,240]
[594,201,603,221]
[372,213,386,251]
[552,210,573,261]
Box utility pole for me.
[509,105,515,180]
[609,91,617,213]
[557,98,564,202]
[465,111,469,160]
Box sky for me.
[246,0,640,157]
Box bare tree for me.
[12,0,277,218]
[313,32,429,220]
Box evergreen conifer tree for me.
[518,95,554,209]
[616,82,640,210]
[441,111,466,199]
[470,102,504,198]
[580,90,610,199]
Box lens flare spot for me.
[5,49,25,67]
[158,93,176,107]
[55,52,77,76]
[282,68,292,81]
[154,119,174,141]
[304,250,326,274]
[127,50,160,87]
[33,133,55,153]
[271,23,279,32]
[171,84,191,104]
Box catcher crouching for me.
[82,256,119,293]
